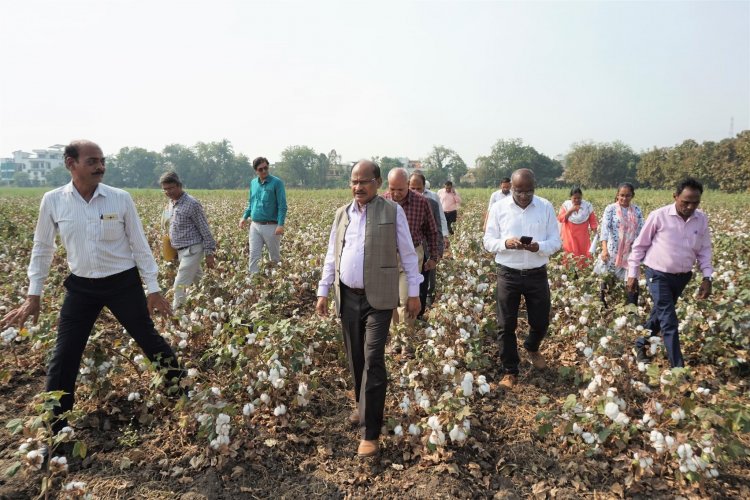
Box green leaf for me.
[5,418,24,434]
[537,423,552,437]
[539,395,550,405]
[73,440,87,459]
[4,461,22,478]
[598,427,613,442]
[563,394,577,411]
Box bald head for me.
[387,167,409,183]
[511,168,536,208]
[511,168,536,185]
[387,168,410,202]
[64,140,101,162]
[353,160,380,179]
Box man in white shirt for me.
[1,140,182,434]
[483,169,561,389]
[484,177,511,230]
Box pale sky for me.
[1,0,748,165]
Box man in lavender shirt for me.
[627,178,713,367]
[316,160,421,458]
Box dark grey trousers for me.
[340,285,392,440]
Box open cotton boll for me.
[243,403,255,416]
[429,429,446,446]
[461,378,473,397]
[427,415,442,431]
[274,404,287,416]
[449,424,467,443]
[604,402,620,420]
[408,424,421,436]
[393,425,403,437]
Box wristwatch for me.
[702,276,713,282]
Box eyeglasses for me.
[512,188,535,197]
[350,178,377,187]
[256,166,269,172]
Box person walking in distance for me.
[238,157,287,274]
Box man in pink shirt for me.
[627,178,713,367]
[437,181,462,235]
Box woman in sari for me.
[597,182,644,306]
[557,187,598,268]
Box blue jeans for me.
[635,267,692,367]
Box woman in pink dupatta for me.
[597,182,644,306]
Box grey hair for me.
[159,171,182,186]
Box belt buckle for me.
[518,268,529,277]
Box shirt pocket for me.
[100,217,125,241]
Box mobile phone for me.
[520,236,533,245]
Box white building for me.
[0,144,65,184]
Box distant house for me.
[460,170,477,185]
[0,144,66,184]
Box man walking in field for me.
[238,157,287,274]
[316,160,421,458]
[159,171,216,309]
[437,180,462,235]
[1,140,182,435]
[483,168,561,389]
[383,168,439,325]
[628,177,713,368]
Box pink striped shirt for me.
[627,203,713,279]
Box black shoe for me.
[634,347,650,364]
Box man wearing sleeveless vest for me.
[316,160,422,458]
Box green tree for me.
[422,146,467,187]
[46,167,70,187]
[378,157,404,187]
[474,138,562,187]
[564,141,638,188]
[162,144,201,187]
[111,147,162,187]
[275,145,321,187]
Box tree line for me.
[24,131,750,192]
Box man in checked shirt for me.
[159,171,216,309]
[383,168,439,325]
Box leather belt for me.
[253,221,277,225]
[341,283,366,295]
[497,264,547,276]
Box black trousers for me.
[495,265,550,375]
[340,285,392,440]
[418,268,436,317]
[444,210,457,235]
[46,267,182,432]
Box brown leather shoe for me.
[357,439,379,458]
[528,350,547,370]
[498,374,517,389]
[348,409,360,425]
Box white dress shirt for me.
[27,182,161,296]
[483,195,562,269]
[424,189,449,237]
[487,190,510,212]
[317,199,423,298]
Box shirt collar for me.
[512,195,536,210]
[63,181,107,199]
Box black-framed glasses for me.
[256,166,269,172]
[350,178,377,187]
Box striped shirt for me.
[167,192,216,254]
[27,182,161,296]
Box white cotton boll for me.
[274,404,287,416]
[209,312,220,322]
[665,435,676,451]
[442,364,455,376]
[650,344,659,355]
[449,424,467,443]
[214,297,224,307]
[614,412,630,425]
[408,424,421,436]
[393,425,403,437]
[671,408,686,422]
[572,423,583,435]
[581,432,595,444]
[462,419,471,430]
[260,393,271,404]
[429,429,446,446]
[178,339,188,349]
[187,368,198,378]
[211,387,221,397]
[257,370,268,381]
[215,413,230,425]
[576,342,586,350]
[462,372,474,383]
[637,362,647,372]
[583,347,593,358]
[654,402,664,415]
[444,347,455,358]
[297,382,308,397]
[604,402,620,420]
[477,382,490,395]
[614,316,628,330]
[421,367,429,377]
[243,403,255,416]
[127,392,141,402]
[419,396,430,410]
[427,415,442,431]
[461,378,473,397]
[579,316,589,325]
[476,283,489,293]
[399,395,411,413]
[473,303,483,313]
[567,325,576,333]
[561,274,568,282]
[599,336,611,348]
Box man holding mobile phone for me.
[483,169,561,389]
